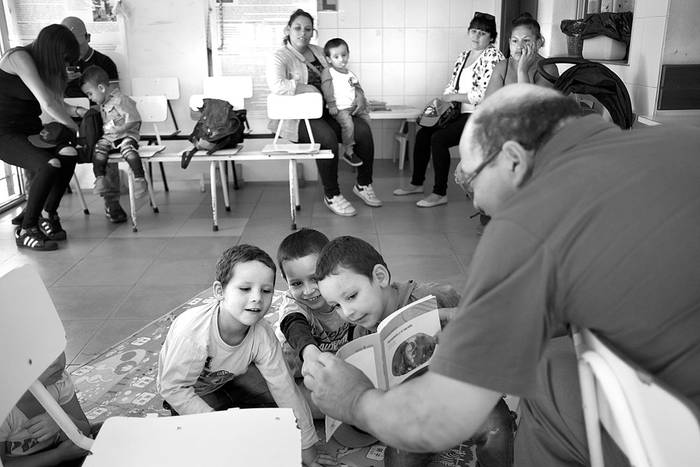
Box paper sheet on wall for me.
[210,0,316,133]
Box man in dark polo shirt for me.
[302,84,700,466]
[62,16,126,223]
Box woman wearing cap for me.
[0,24,82,251]
[394,12,504,208]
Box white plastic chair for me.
[572,326,700,467]
[265,92,323,229]
[0,264,302,467]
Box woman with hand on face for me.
[267,9,381,218]
[485,13,559,97]
[393,12,503,208]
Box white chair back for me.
[131,95,168,144]
[131,77,180,100]
[573,326,700,467]
[202,76,253,109]
[0,265,66,424]
[266,93,322,144]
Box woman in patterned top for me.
[394,12,504,208]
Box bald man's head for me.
[61,16,90,58]
[460,84,582,166]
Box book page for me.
[377,295,440,388]
[325,334,379,442]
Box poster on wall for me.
[4,0,122,52]
[210,0,317,132]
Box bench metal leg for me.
[291,160,301,211]
[218,161,230,211]
[159,162,169,192]
[71,173,90,215]
[288,160,296,230]
[210,161,218,231]
[126,170,137,232]
[141,160,159,213]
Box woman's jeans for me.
[385,398,515,467]
[0,132,76,228]
[298,113,374,198]
[411,113,470,197]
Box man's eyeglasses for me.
[473,12,495,21]
[455,147,501,197]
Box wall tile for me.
[405,0,428,28]
[426,28,450,62]
[405,28,428,62]
[425,62,452,96]
[405,94,429,108]
[361,29,384,62]
[360,63,383,96]
[338,0,360,28]
[382,63,406,100]
[634,0,669,18]
[450,0,474,28]
[318,10,338,29]
[317,27,338,51]
[427,0,451,27]
[383,0,406,28]
[448,28,470,61]
[404,62,427,95]
[340,29,362,62]
[361,2,383,28]
[383,28,406,63]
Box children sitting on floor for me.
[313,236,515,466]
[0,352,90,466]
[80,65,147,198]
[156,244,327,466]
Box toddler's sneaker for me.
[353,184,382,207]
[93,176,107,195]
[416,193,448,208]
[15,226,58,251]
[393,184,423,196]
[324,194,357,217]
[342,152,363,167]
[133,178,148,199]
[38,213,67,241]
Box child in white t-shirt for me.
[157,244,329,466]
[320,38,370,168]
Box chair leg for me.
[231,161,239,190]
[218,161,230,212]
[159,162,169,192]
[289,160,297,230]
[71,173,90,215]
[127,170,138,232]
[398,136,408,171]
[141,161,159,213]
[210,162,218,231]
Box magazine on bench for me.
[261,142,320,155]
[325,295,440,441]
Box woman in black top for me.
[0,24,84,250]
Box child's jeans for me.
[384,398,515,467]
[334,108,370,154]
[164,364,276,415]
[93,136,144,179]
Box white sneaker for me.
[393,184,423,196]
[324,194,357,216]
[416,193,447,208]
[353,184,382,207]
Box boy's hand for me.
[24,412,60,442]
[55,439,89,461]
[302,444,338,466]
[328,107,338,116]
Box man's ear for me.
[501,140,535,187]
[212,281,224,300]
[371,264,391,288]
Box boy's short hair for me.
[80,64,110,87]
[277,228,329,279]
[315,236,388,281]
[216,244,277,287]
[324,37,349,57]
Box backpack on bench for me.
[181,98,248,169]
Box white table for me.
[145,142,332,231]
[369,105,422,170]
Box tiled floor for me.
[0,160,483,371]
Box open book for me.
[325,295,440,442]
